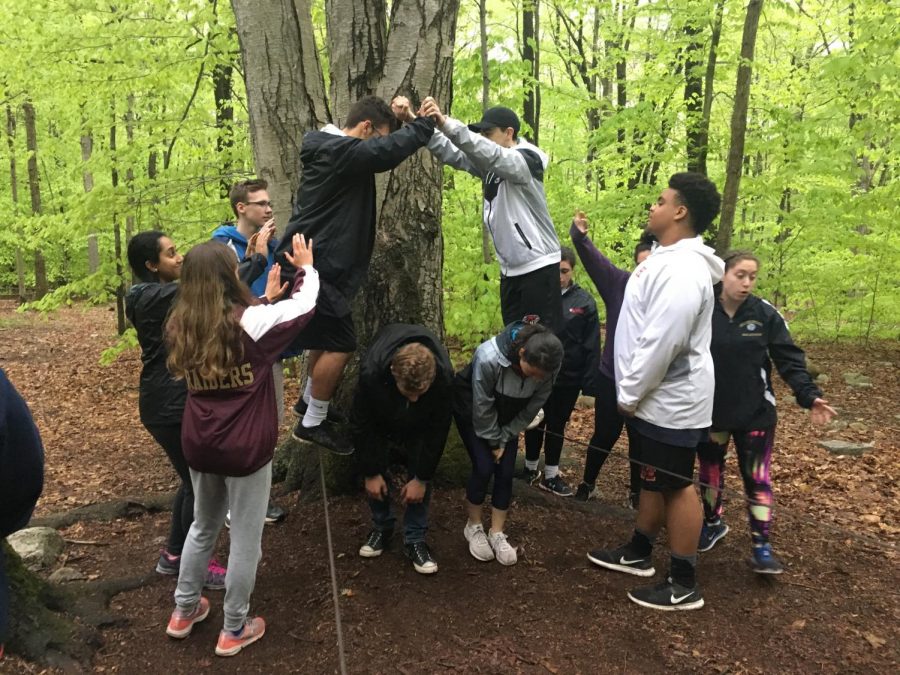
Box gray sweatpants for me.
[174,461,272,632]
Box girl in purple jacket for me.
[163,235,318,657]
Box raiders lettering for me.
[185,363,254,391]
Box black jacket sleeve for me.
[335,117,436,175]
[237,253,268,291]
[767,311,822,409]
[350,380,390,478]
[407,391,452,482]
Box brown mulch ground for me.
[1,300,898,674]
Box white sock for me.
[525,459,539,471]
[301,396,329,428]
[302,376,314,405]
[544,465,559,479]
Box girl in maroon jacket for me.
[163,234,317,657]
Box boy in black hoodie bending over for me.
[351,324,453,575]
[276,96,436,455]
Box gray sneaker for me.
[488,530,518,566]
[463,522,494,562]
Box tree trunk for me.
[6,105,26,301]
[716,0,764,255]
[213,60,234,198]
[23,101,48,300]
[695,0,725,176]
[230,0,330,229]
[477,0,493,263]
[522,0,540,144]
[683,12,704,173]
[110,106,126,335]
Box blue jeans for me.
[368,475,432,544]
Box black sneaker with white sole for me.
[627,577,704,611]
[265,502,287,524]
[574,482,597,502]
[292,420,354,455]
[587,544,656,577]
[359,529,392,558]
[539,475,574,497]
[292,399,347,425]
[404,541,438,574]
[519,468,541,485]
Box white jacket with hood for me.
[614,236,724,430]
[427,118,560,277]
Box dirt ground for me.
[1,300,898,674]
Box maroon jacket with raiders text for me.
[177,266,319,476]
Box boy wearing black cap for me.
[398,97,562,331]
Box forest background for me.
[0,0,896,350]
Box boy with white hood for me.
[400,97,562,332]
[587,172,724,611]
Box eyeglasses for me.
[244,200,273,208]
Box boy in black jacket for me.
[350,324,453,574]
[276,97,436,455]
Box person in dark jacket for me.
[163,235,317,657]
[212,178,279,298]
[0,369,45,661]
[522,247,600,496]
[454,321,563,566]
[351,324,453,574]
[569,214,654,505]
[276,96,436,455]
[697,250,836,574]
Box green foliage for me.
[100,327,139,366]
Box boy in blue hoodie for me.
[212,179,278,298]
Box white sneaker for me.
[525,408,544,430]
[489,530,518,566]
[463,522,494,561]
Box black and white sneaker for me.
[292,420,354,455]
[404,541,438,574]
[574,482,597,502]
[265,502,287,524]
[587,544,656,577]
[359,529,392,558]
[539,475,574,497]
[292,398,347,425]
[519,467,541,485]
[627,577,704,611]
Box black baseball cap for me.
[467,106,520,134]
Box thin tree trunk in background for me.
[7,105,26,300]
[23,101,48,300]
[110,106,126,335]
[125,95,135,248]
[716,0,763,255]
[696,0,725,175]
[213,60,234,197]
[231,0,329,228]
[522,0,540,144]
[80,111,100,275]
[478,0,493,263]
[683,11,704,173]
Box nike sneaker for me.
[627,577,704,611]
[586,544,655,577]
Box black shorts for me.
[290,310,357,353]
[500,262,563,332]
[631,429,696,492]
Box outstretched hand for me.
[255,219,276,255]
[264,262,289,303]
[419,96,446,127]
[809,397,837,426]
[284,233,313,269]
[573,210,589,234]
[391,96,416,123]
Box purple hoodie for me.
[569,222,630,380]
[178,266,319,477]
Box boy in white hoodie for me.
[587,172,724,611]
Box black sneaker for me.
[292,420,354,456]
[265,501,287,524]
[292,398,346,424]
[519,467,541,485]
[587,544,655,577]
[359,529,392,558]
[627,577,704,611]
[750,544,784,574]
[539,475,574,497]
[629,491,640,510]
[574,482,597,502]
[404,541,438,574]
